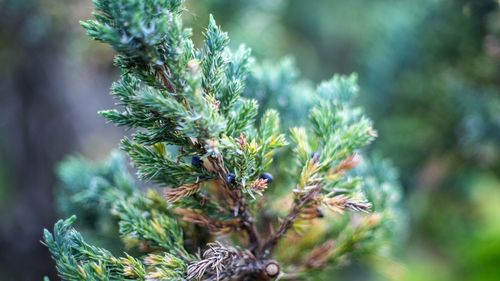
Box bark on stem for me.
[261,186,321,258]
[204,259,280,281]
[209,156,261,254]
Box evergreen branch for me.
[114,197,190,259]
[43,216,147,281]
[220,45,252,116]
[262,77,377,257]
[226,99,259,136]
[121,138,212,186]
[202,15,229,98]
[45,1,404,280]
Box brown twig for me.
[175,208,241,235]
[155,64,177,93]
[261,186,321,258]
[164,183,202,203]
[261,154,366,257]
[303,240,335,269]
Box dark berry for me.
[191,156,202,167]
[311,152,320,162]
[316,208,324,218]
[226,173,236,184]
[259,172,273,183]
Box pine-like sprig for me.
[44,1,403,280]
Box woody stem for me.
[209,156,261,254]
[261,186,321,258]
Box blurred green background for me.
[1,0,500,280]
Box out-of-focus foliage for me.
[0,0,85,280]
[56,152,134,252]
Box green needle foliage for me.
[44,0,404,280]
